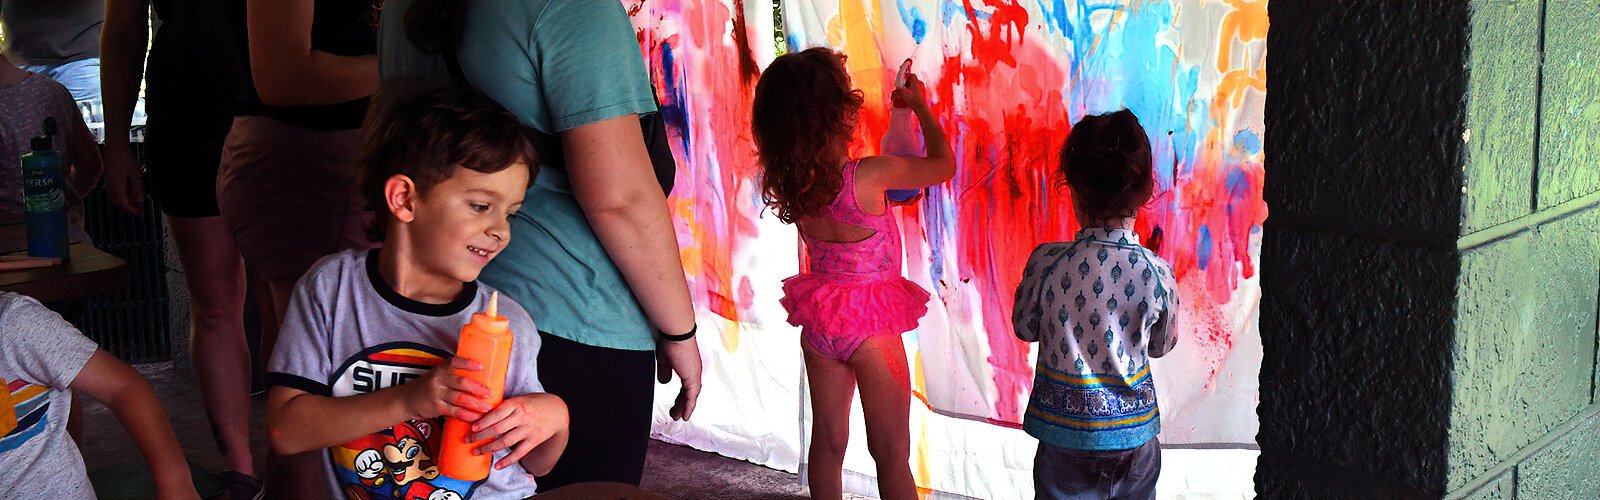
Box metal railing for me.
[80,139,173,363]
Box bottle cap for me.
[31,117,56,152]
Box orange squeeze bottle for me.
[440,291,514,481]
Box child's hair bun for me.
[1058,109,1155,220]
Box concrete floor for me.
[79,361,811,500]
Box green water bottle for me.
[22,117,68,260]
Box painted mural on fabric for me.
[627,0,1266,450]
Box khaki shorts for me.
[216,115,373,282]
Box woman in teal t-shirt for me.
[379,0,703,489]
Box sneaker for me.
[216,471,264,500]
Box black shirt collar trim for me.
[365,248,478,317]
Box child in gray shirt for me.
[0,292,196,498]
[265,85,567,499]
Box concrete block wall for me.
[1260,1,1600,498]
[1448,0,1600,497]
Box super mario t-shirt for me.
[267,249,545,499]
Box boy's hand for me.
[402,357,494,421]
[468,393,568,470]
[891,75,929,112]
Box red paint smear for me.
[913,0,1081,422]
[904,0,1265,421]
[632,1,764,326]
[730,0,761,84]
[625,1,1270,421]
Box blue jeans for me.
[23,58,101,104]
[1034,437,1161,500]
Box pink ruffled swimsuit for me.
[780,159,931,361]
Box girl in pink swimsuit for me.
[751,47,955,500]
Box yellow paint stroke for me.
[1216,0,1269,74]
[720,316,741,353]
[835,0,889,113]
[913,350,927,396]
[911,349,932,498]
[1210,0,1267,155]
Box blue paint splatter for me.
[658,41,691,155]
[1036,0,1120,75]
[925,185,953,288]
[1196,225,1213,271]
[1233,130,1261,155]
[1225,167,1249,198]
[941,0,967,26]
[896,0,928,44]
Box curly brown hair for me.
[753,47,864,223]
[1058,109,1155,221]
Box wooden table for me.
[0,218,131,303]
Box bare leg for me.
[803,335,857,500]
[168,215,254,475]
[850,335,917,500]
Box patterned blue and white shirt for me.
[1013,228,1180,451]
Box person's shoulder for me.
[0,292,56,334]
[1029,241,1079,261]
[0,292,94,364]
[27,74,76,112]
[1142,250,1175,278]
[0,73,75,120]
[308,248,366,278]
[295,249,369,294]
[536,0,627,22]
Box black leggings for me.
[534,331,656,490]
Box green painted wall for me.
[1262,1,1600,498]
[1537,0,1600,209]
[1464,0,1539,233]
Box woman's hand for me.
[656,337,703,421]
[101,143,145,216]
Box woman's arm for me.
[562,116,696,336]
[99,0,149,214]
[246,0,377,106]
[563,116,702,420]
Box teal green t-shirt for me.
[379,0,661,351]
